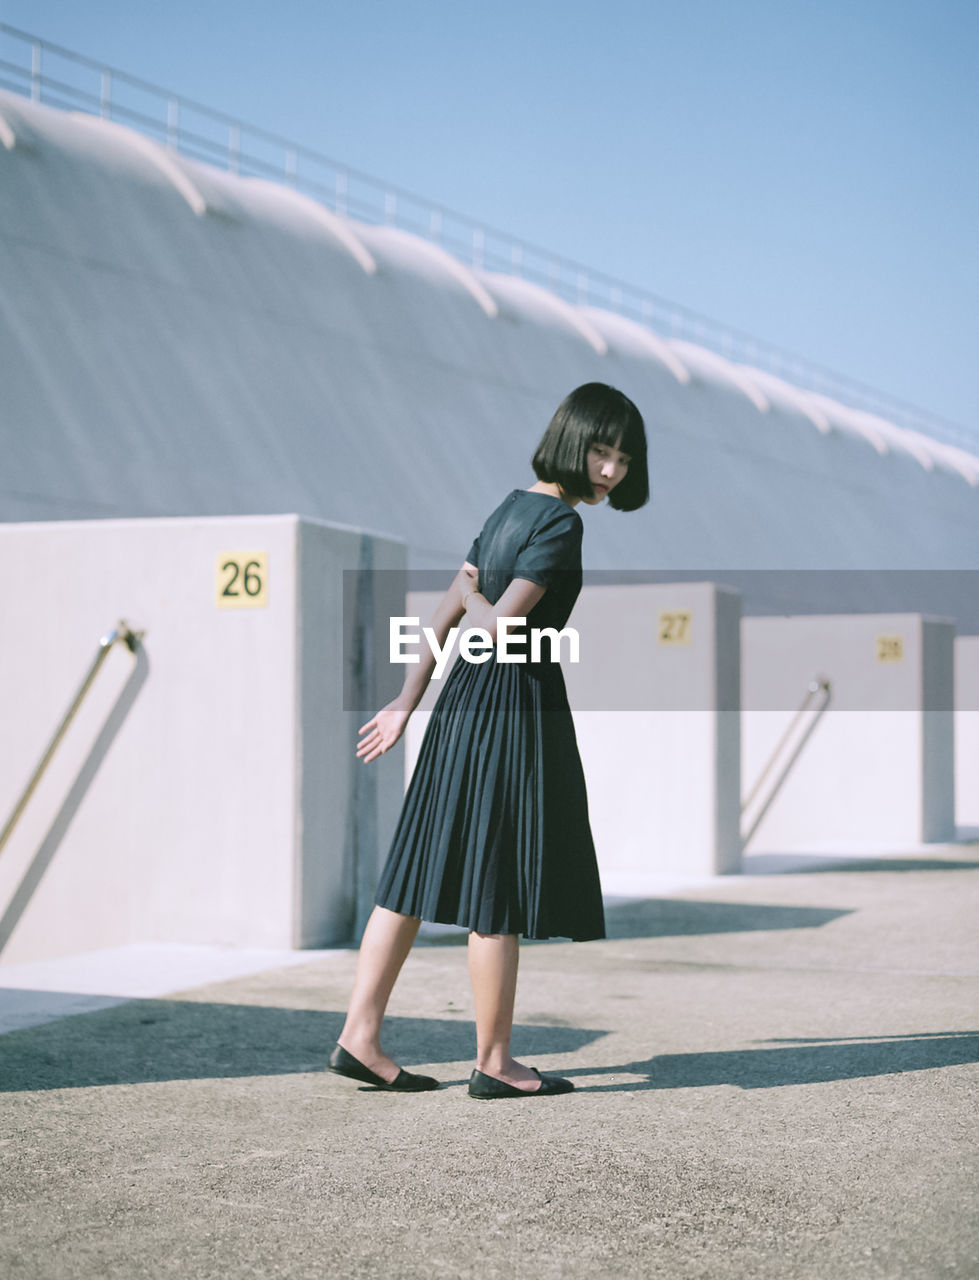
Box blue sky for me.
[2,0,976,434]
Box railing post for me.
[166,97,179,149]
[384,192,397,225]
[285,147,297,185]
[335,170,348,216]
[100,70,112,120]
[31,41,41,102]
[429,209,442,242]
[472,227,484,269]
[228,124,240,174]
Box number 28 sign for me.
[216,552,268,609]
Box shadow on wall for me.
[0,646,150,958]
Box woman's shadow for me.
[1,996,974,1094]
[558,1031,979,1091]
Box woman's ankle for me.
[338,1024,382,1056]
[476,1051,513,1076]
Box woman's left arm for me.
[461,576,546,642]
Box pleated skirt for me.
[374,654,606,941]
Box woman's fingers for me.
[356,704,407,761]
[360,736,390,762]
[356,723,392,760]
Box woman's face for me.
[581,436,631,503]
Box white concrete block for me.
[742,614,956,850]
[0,515,405,964]
[954,635,979,828]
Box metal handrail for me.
[0,621,143,856]
[1,22,976,455]
[742,675,829,814]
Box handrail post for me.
[166,97,179,149]
[742,676,831,813]
[30,41,41,101]
[100,70,112,119]
[0,621,144,858]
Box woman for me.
[329,382,649,1098]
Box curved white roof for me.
[668,340,771,413]
[0,89,977,590]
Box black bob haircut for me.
[531,383,649,511]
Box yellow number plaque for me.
[875,635,903,662]
[658,610,692,645]
[217,552,268,609]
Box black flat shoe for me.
[468,1067,574,1099]
[328,1043,439,1092]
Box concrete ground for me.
[1,849,977,1280]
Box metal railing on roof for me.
[1,22,976,456]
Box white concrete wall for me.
[742,614,956,850]
[404,581,742,894]
[0,515,405,964]
[954,636,979,829]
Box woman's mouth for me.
[593,483,609,496]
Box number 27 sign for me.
[216,552,268,609]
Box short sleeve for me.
[465,534,480,566]
[511,508,582,589]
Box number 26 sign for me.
[216,552,268,609]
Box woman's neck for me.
[526,481,580,508]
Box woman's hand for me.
[460,563,479,612]
[357,699,411,763]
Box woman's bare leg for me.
[467,931,541,1091]
[337,905,422,1082]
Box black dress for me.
[374,489,605,941]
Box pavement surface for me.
[1,849,977,1280]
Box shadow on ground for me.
[601,898,853,941]
[745,854,979,876]
[2,996,974,1096]
[568,1031,979,1092]
[0,1000,605,1092]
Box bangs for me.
[591,407,645,459]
